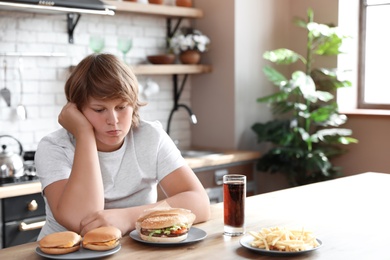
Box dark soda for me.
[223,181,245,227]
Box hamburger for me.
[136,208,196,243]
[82,226,122,251]
[38,231,81,255]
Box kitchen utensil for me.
[0,135,24,179]
[16,57,27,120]
[143,79,160,98]
[1,59,11,107]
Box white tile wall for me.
[0,10,192,152]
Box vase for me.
[179,50,201,64]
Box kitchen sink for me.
[180,150,223,158]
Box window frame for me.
[358,0,390,109]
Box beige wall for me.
[191,0,289,150]
[190,0,237,149]
[332,115,390,176]
[189,0,390,193]
[190,0,338,151]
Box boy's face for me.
[82,97,134,152]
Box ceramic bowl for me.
[147,54,175,64]
[149,0,164,4]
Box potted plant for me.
[169,27,210,64]
[252,8,358,186]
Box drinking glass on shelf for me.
[89,35,105,53]
[117,37,133,62]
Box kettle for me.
[0,135,24,178]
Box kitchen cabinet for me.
[0,192,46,248]
[158,161,257,203]
[193,162,257,204]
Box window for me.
[358,0,390,109]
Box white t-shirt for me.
[35,120,185,239]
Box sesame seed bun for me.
[135,208,196,233]
[140,214,189,230]
[136,208,196,243]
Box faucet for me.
[167,104,197,135]
[178,104,197,124]
[166,74,197,135]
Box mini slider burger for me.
[82,226,122,251]
[136,208,196,242]
[38,231,81,255]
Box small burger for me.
[136,208,196,243]
[82,226,122,251]
[38,231,81,255]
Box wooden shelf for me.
[102,0,203,18]
[131,64,212,75]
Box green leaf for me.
[305,151,332,176]
[311,128,357,144]
[256,91,289,103]
[306,21,346,56]
[298,110,310,119]
[338,136,359,144]
[319,113,347,127]
[316,34,343,56]
[294,103,308,111]
[263,49,302,65]
[311,68,352,91]
[297,127,310,141]
[316,91,334,102]
[307,8,314,22]
[310,104,338,123]
[263,66,288,86]
[307,22,333,37]
[271,101,295,114]
[293,17,307,28]
[251,120,295,145]
[291,71,317,102]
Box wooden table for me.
[1,172,388,259]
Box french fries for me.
[248,227,320,252]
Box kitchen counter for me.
[184,149,261,170]
[0,150,261,199]
[0,181,42,199]
[1,172,388,259]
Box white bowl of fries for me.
[240,226,322,256]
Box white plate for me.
[130,227,207,245]
[240,235,322,256]
[35,244,121,259]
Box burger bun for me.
[136,208,196,233]
[82,226,122,251]
[136,208,196,243]
[38,231,81,255]
[139,232,188,243]
[141,214,189,230]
